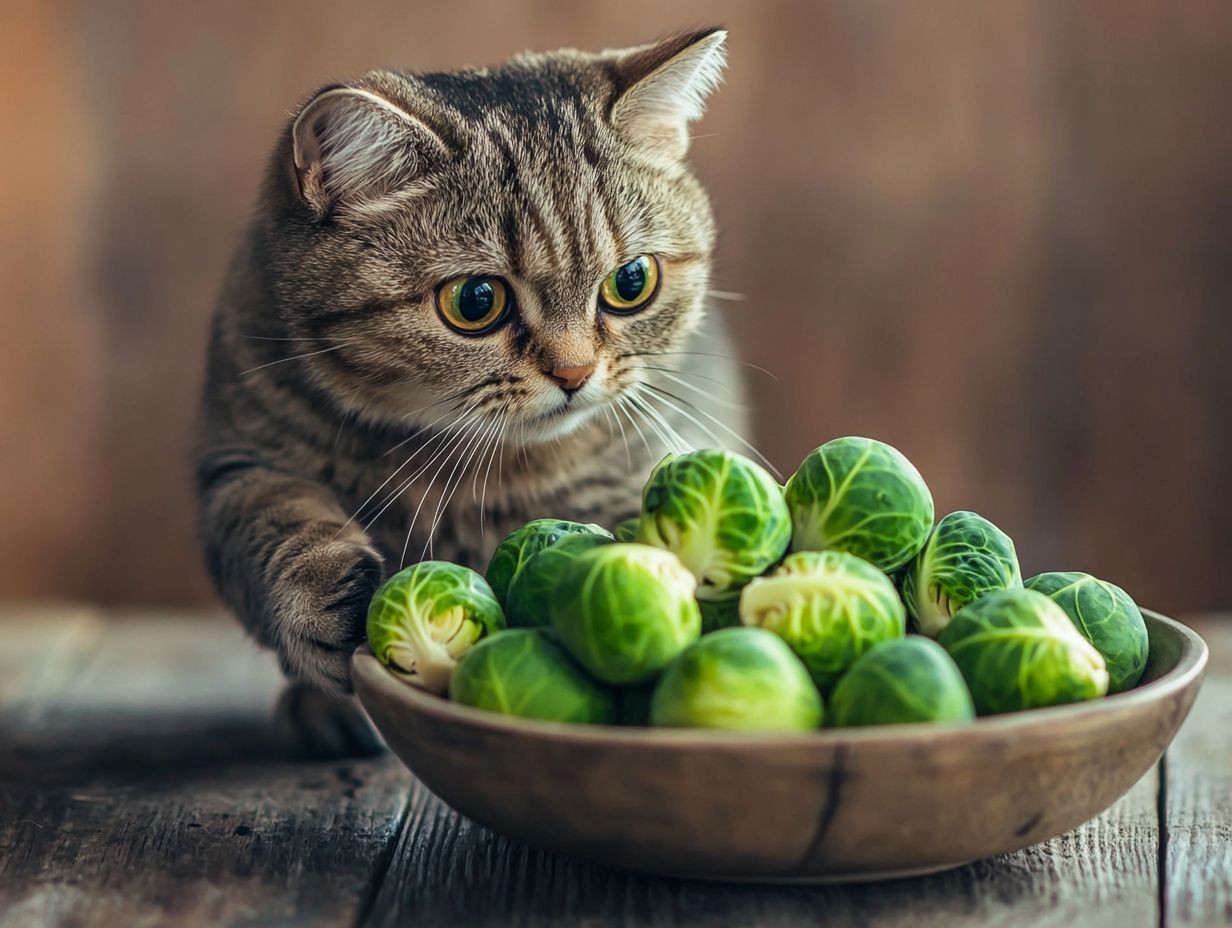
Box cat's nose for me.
[546,363,596,393]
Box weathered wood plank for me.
[1164,616,1232,926]
[0,608,411,928]
[365,762,1158,927]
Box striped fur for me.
[196,29,749,717]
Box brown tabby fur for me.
[196,29,748,754]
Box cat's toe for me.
[275,681,386,759]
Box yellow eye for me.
[435,275,511,334]
[599,255,660,313]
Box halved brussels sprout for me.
[938,588,1109,714]
[1025,571,1149,694]
[650,627,823,730]
[549,544,701,685]
[638,449,790,601]
[902,510,1022,638]
[613,517,640,543]
[828,637,974,727]
[367,561,505,693]
[484,518,612,607]
[739,550,906,691]
[449,629,616,724]
[504,533,615,628]
[785,436,934,573]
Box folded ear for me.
[291,83,450,217]
[609,28,727,160]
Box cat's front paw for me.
[271,540,384,693]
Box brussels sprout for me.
[828,637,974,727]
[449,629,616,724]
[638,449,790,601]
[902,511,1022,638]
[613,518,640,543]
[505,533,615,628]
[367,561,505,693]
[485,519,612,607]
[739,550,905,691]
[549,544,701,685]
[784,437,934,573]
[1025,572,1149,694]
[938,588,1109,714]
[650,627,823,730]
[698,594,743,633]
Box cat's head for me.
[259,29,726,443]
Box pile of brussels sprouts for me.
[366,437,1150,731]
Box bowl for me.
[352,610,1206,882]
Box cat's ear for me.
[291,83,450,217]
[609,28,727,160]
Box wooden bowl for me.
[352,611,1206,882]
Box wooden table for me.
[1,606,1228,927]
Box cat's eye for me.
[599,255,660,314]
[435,275,512,334]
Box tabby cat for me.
[196,28,749,755]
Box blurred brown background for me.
[3,0,1230,613]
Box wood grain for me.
[1,607,1226,927]
[1164,616,1232,926]
[0,609,411,928]
[364,772,1159,928]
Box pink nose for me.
[546,363,595,392]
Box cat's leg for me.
[198,458,385,757]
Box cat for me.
[196,27,750,756]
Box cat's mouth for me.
[519,393,605,441]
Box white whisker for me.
[367,412,479,537]
[239,344,347,375]
[399,414,487,568]
[477,415,509,537]
[615,396,654,460]
[632,366,744,409]
[629,389,693,454]
[335,403,470,539]
[421,413,496,561]
[640,383,781,478]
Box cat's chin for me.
[515,400,605,444]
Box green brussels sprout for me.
[504,533,615,628]
[784,436,934,573]
[828,637,974,727]
[1024,572,1149,694]
[449,629,616,724]
[484,518,612,607]
[613,517,640,543]
[698,594,743,633]
[739,550,905,691]
[650,627,823,730]
[938,589,1109,715]
[549,544,701,685]
[638,449,790,601]
[901,510,1022,638]
[367,561,505,693]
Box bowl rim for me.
[353,609,1208,749]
